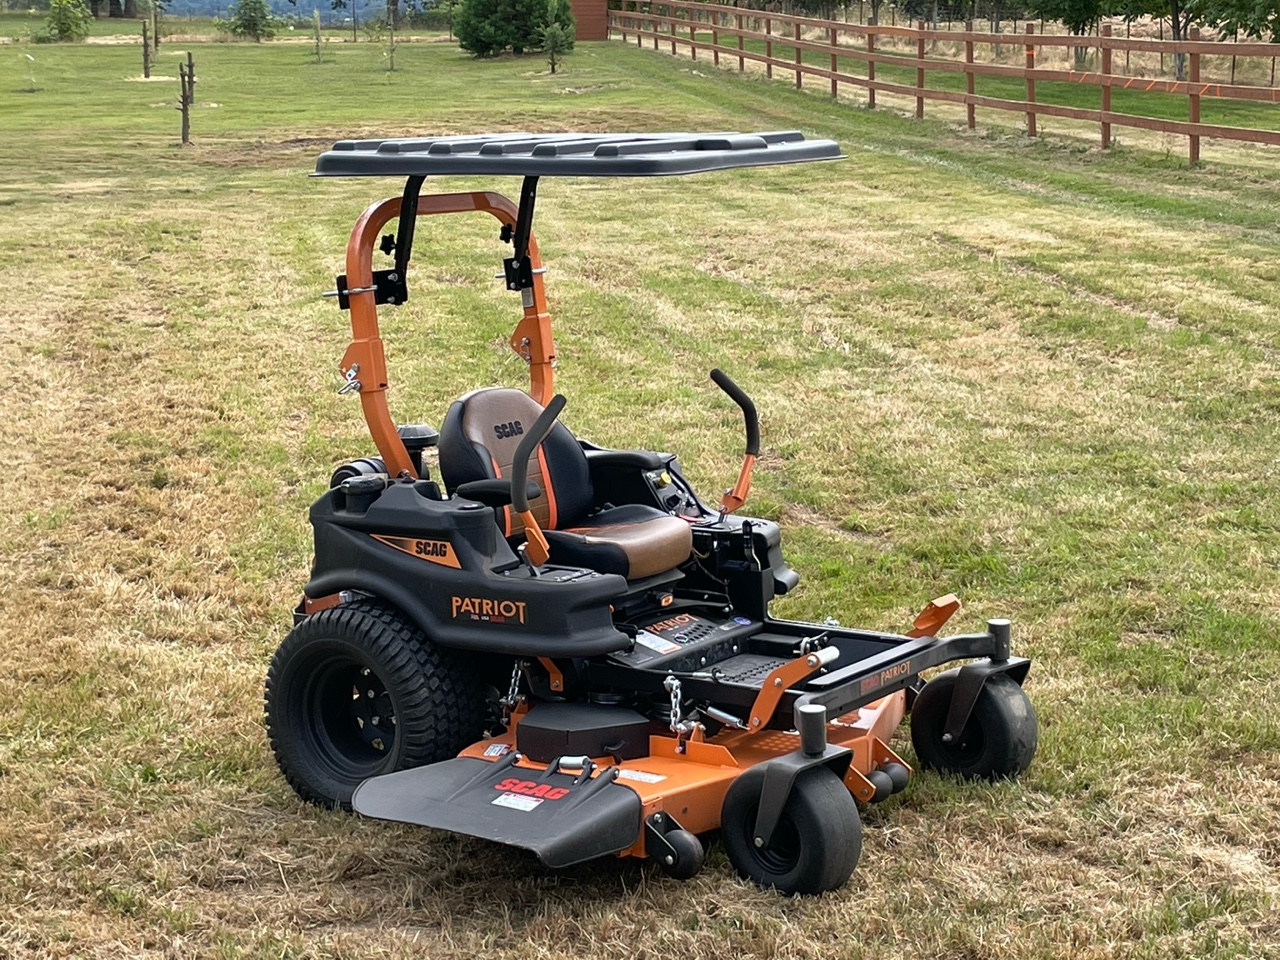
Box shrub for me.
[43,0,91,42]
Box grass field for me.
[2,33,1280,960]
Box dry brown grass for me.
[1,38,1279,960]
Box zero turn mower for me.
[264,132,1038,895]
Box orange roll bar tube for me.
[341,190,557,479]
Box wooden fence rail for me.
[609,0,1280,161]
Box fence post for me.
[831,25,839,97]
[690,12,696,61]
[916,19,926,118]
[1189,26,1200,163]
[766,17,773,77]
[1101,24,1112,149]
[965,19,974,129]
[142,20,150,78]
[867,27,876,108]
[713,12,719,66]
[739,12,745,71]
[637,13,643,47]
[795,21,803,89]
[1025,23,1037,138]
[653,8,659,50]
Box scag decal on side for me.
[451,596,528,625]
[371,535,461,569]
[494,778,570,801]
[493,421,524,440]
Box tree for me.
[44,0,93,40]
[1197,0,1280,40]
[1029,0,1105,64]
[539,0,573,72]
[435,0,461,37]
[1114,0,1204,79]
[227,0,277,40]
[456,0,552,54]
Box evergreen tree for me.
[456,0,565,55]
[228,0,277,40]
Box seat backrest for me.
[439,388,593,534]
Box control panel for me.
[609,611,759,671]
[643,466,704,518]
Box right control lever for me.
[710,368,759,521]
[509,393,567,569]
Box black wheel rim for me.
[937,716,986,769]
[741,807,801,876]
[299,651,398,778]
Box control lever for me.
[710,369,759,520]
[509,393,567,567]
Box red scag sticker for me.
[493,778,570,801]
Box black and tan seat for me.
[438,389,693,580]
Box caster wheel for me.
[721,765,862,895]
[910,670,1038,780]
[657,828,705,881]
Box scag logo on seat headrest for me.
[494,777,569,800]
[493,421,524,440]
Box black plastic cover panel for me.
[352,757,642,867]
[516,703,650,763]
[314,131,843,178]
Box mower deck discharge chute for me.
[265,132,1039,895]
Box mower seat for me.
[438,388,693,580]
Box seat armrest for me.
[454,479,542,509]
[582,448,668,471]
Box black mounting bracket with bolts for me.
[332,269,410,310]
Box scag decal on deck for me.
[451,596,527,625]
[493,778,569,800]
[371,535,461,569]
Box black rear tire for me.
[910,669,1037,781]
[265,600,486,808]
[721,765,862,895]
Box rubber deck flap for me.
[351,757,642,868]
[314,131,844,178]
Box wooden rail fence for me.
[609,0,1280,162]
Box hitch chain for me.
[501,659,524,719]
[664,675,682,733]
